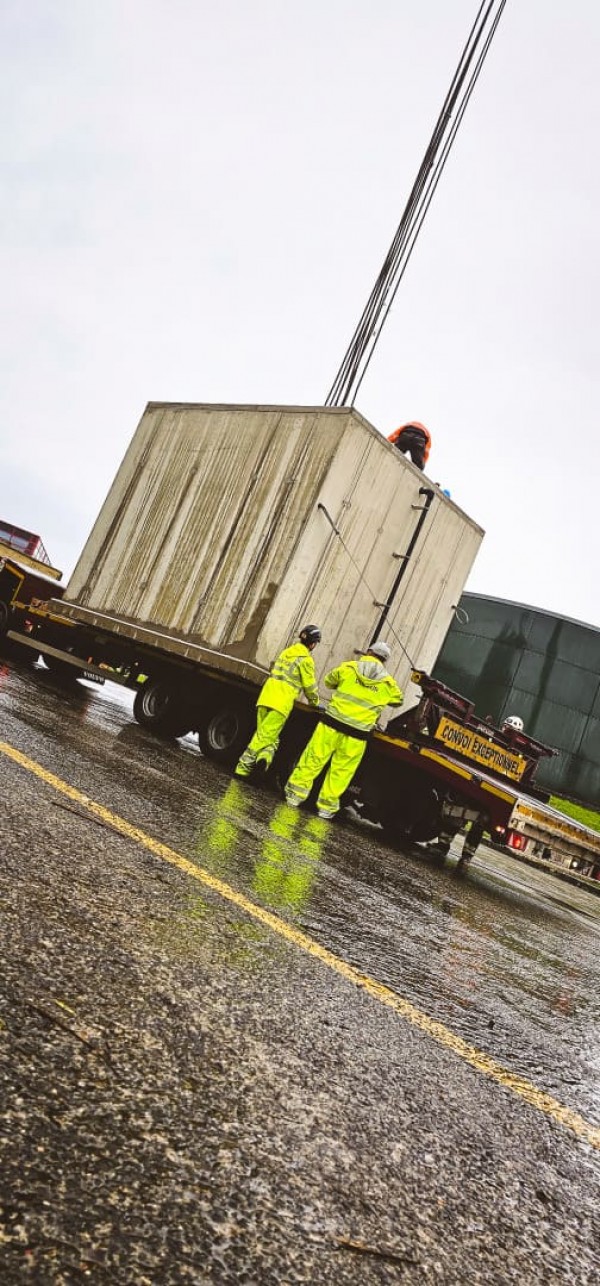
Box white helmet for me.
[367,641,391,662]
[503,715,524,732]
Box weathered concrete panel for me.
[65,403,484,692]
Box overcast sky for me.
[1,0,598,629]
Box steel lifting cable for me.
[350,1,507,406]
[326,0,502,407]
[328,0,504,407]
[317,503,417,670]
[326,0,486,407]
[325,0,507,408]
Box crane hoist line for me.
[326,0,508,409]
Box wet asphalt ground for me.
[0,657,599,1284]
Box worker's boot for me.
[424,827,454,858]
[454,852,473,874]
[422,840,450,861]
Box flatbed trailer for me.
[2,403,598,882]
[4,596,600,882]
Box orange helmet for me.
[387,422,431,463]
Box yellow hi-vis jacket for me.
[257,642,320,716]
[323,656,403,733]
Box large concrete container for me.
[64,403,484,696]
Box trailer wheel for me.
[133,679,191,738]
[382,784,442,845]
[198,701,255,765]
[0,601,14,657]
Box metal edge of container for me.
[48,600,270,687]
[141,402,485,537]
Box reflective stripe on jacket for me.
[387,422,431,463]
[257,642,320,716]
[323,655,403,733]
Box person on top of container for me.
[234,625,321,779]
[388,422,431,470]
[284,640,403,819]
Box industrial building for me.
[433,594,600,807]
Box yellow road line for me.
[2,739,599,1152]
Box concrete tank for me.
[65,403,484,696]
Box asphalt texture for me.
[0,657,599,1284]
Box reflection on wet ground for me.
[2,658,599,1123]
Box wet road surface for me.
[0,657,599,1283]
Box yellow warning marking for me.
[481,781,515,803]
[433,716,526,781]
[420,748,473,779]
[2,739,599,1152]
[376,734,412,750]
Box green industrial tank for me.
[433,594,600,807]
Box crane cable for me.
[326,0,505,407]
[326,0,508,408]
[350,1,507,407]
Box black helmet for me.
[299,624,321,645]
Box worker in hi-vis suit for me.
[285,640,403,819]
[235,625,321,778]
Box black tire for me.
[0,600,12,654]
[133,679,191,738]
[0,605,39,662]
[197,701,255,765]
[382,784,442,845]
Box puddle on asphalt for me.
[182,772,600,1123]
[3,661,599,1124]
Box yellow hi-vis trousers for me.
[235,707,288,777]
[285,721,366,815]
